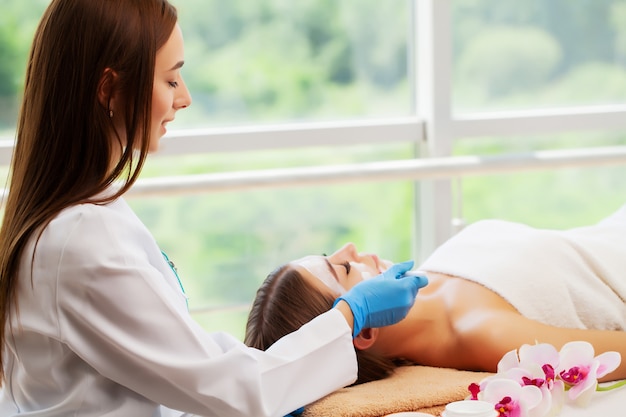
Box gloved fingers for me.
[381,260,415,279]
[334,261,426,337]
[401,271,429,289]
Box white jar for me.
[442,400,498,417]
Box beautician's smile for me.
[162,119,173,133]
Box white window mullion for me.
[415,0,454,262]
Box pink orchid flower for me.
[493,344,564,417]
[467,342,622,417]
[557,341,621,406]
[481,378,543,417]
[496,344,559,383]
[517,344,560,383]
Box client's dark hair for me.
[244,264,398,385]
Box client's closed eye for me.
[341,261,351,274]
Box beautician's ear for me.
[353,328,379,351]
[97,68,119,110]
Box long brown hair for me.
[0,0,177,383]
[245,264,399,385]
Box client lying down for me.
[245,204,626,385]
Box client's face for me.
[290,242,393,295]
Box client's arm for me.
[461,310,626,382]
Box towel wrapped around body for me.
[419,204,626,330]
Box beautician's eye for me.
[341,261,351,274]
[168,81,179,88]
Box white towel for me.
[419,205,626,330]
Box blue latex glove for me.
[284,407,304,416]
[333,261,428,337]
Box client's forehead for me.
[290,256,345,295]
[290,256,328,280]
[289,255,326,267]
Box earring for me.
[109,109,114,118]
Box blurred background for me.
[2,0,626,339]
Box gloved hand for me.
[333,261,428,337]
[283,406,304,416]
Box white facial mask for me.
[356,267,375,280]
[298,258,346,295]
[354,259,392,280]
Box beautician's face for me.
[150,23,192,152]
[291,243,393,295]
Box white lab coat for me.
[0,196,357,416]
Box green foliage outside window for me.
[1,0,626,339]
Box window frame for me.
[1,0,626,262]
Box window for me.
[453,0,626,112]
[0,0,49,136]
[174,0,413,129]
[2,0,626,338]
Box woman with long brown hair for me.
[0,1,427,416]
